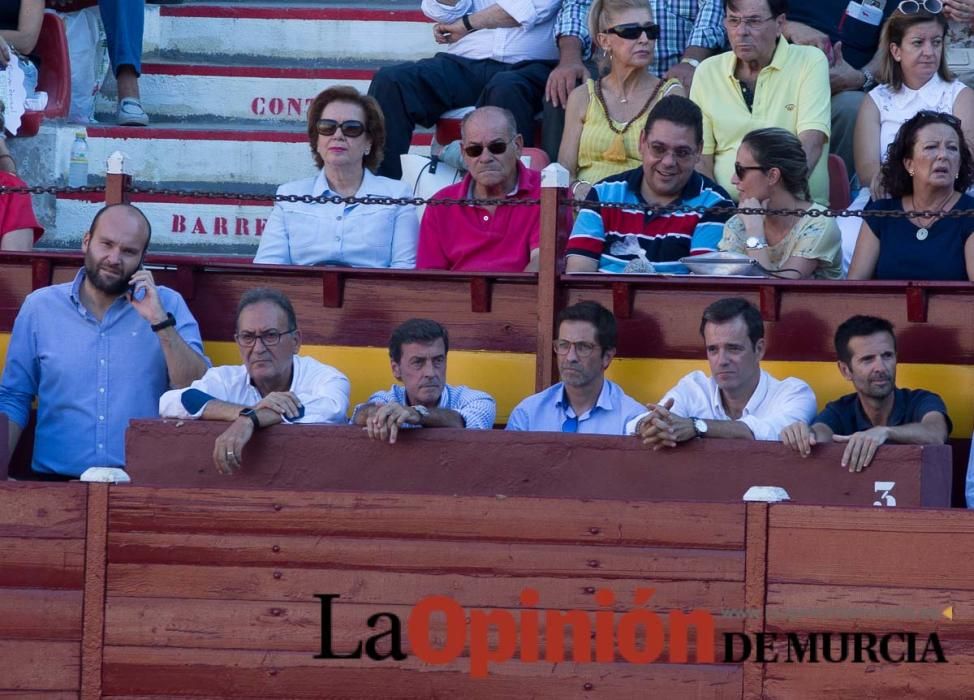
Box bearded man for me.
[0,203,209,478]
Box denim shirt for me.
[0,269,207,476]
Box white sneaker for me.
[117,97,149,127]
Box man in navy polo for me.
[781,315,951,472]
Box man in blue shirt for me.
[353,318,496,443]
[0,204,209,479]
[781,315,951,472]
[506,301,643,434]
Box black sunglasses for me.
[605,22,660,40]
[463,139,513,158]
[316,119,366,138]
[734,162,766,179]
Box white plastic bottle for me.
[68,132,89,188]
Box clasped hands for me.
[212,391,303,476]
[634,398,696,450]
[366,402,423,444]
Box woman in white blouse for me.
[254,86,419,268]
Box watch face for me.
[694,418,708,435]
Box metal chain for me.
[7,184,974,219]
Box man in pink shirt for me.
[417,106,540,272]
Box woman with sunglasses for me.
[719,127,842,279]
[849,110,974,280]
[845,4,974,269]
[558,0,684,196]
[254,86,419,268]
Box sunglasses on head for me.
[734,162,766,179]
[915,110,960,126]
[463,139,513,158]
[897,0,943,14]
[316,119,366,138]
[605,22,660,40]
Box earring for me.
[908,169,914,176]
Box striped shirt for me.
[555,0,726,70]
[565,167,734,273]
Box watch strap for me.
[680,57,700,68]
[151,312,176,332]
[239,408,261,430]
[462,13,475,31]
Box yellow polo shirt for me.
[690,36,831,205]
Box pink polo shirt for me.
[416,164,540,272]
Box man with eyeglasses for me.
[629,297,816,448]
[417,106,542,271]
[160,288,349,475]
[566,95,735,273]
[367,0,560,181]
[506,301,644,433]
[689,0,831,205]
[0,204,209,479]
[352,318,496,443]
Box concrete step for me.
[51,191,270,255]
[80,122,431,189]
[95,62,379,124]
[147,3,435,64]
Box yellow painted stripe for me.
[0,334,970,436]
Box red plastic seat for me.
[18,11,71,137]
[828,153,852,210]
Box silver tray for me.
[678,251,765,277]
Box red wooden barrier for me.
[123,421,953,508]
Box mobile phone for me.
[128,263,146,302]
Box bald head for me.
[460,106,518,142]
[88,204,152,254]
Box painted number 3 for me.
[873,481,897,507]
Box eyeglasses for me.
[553,339,599,358]
[724,14,775,30]
[463,138,514,158]
[316,119,366,138]
[897,0,943,14]
[235,328,297,347]
[604,22,660,40]
[734,162,766,179]
[647,142,697,162]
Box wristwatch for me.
[861,68,878,92]
[412,405,430,423]
[239,407,261,430]
[745,236,768,250]
[462,13,476,31]
[680,57,700,68]
[692,418,708,438]
[151,312,176,332]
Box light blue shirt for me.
[0,269,207,476]
[254,169,419,268]
[353,383,496,429]
[505,379,645,435]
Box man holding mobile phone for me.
[0,203,209,479]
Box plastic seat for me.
[828,154,852,210]
[18,11,71,137]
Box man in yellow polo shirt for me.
[689,0,831,205]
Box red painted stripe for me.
[141,64,375,80]
[85,126,433,146]
[160,6,430,23]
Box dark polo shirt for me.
[814,388,952,439]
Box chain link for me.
[7,184,974,219]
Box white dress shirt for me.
[159,355,350,424]
[254,169,419,268]
[626,369,817,441]
[421,0,560,63]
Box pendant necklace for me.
[910,191,955,241]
